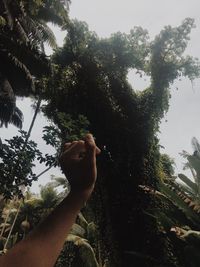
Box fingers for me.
[64,141,86,158]
[84,134,98,162]
[62,134,101,161]
[64,142,72,150]
[84,134,95,150]
[84,134,101,154]
[64,141,78,151]
[63,135,101,155]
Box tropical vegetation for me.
[1,1,200,267]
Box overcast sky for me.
[1,0,200,192]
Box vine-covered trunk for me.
[87,131,170,267]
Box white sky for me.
[1,0,200,192]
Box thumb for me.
[84,134,97,160]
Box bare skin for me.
[0,134,100,267]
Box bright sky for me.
[1,0,200,192]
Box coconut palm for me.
[0,75,23,128]
[0,0,47,127]
[0,0,70,128]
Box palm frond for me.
[192,137,200,158]
[178,183,197,199]
[37,20,57,48]
[8,52,35,88]
[0,75,16,127]
[9,106,24,129]
[35,0,70,26]
[0,73,23,128]
[21,17,57,49]
[14,18,29,42]
[178,173,197,194]
[0,103,23,129]
[2,0,14,29]
[0,49,35,94]
[158,182,200,225]
[0,32,50,76]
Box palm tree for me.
[0,75,23,128]
[0,0,48,128]
[0,0,70,128]
[175,137,200,205]
[142,138,200,267]
[0,183,59,252]
[140,138,200,232]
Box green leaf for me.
[178,183,197,198]
[0,16,6,27]
[66,234,99,267]
[158,182,200,225]
[178,173,197,194]
[188,155,200,177]
[70,223,86,238]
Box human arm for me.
[0,134,100,267]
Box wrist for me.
[69,186,94,202]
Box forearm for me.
[0,134,99,267]
[0,190,91,267]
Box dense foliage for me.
[141,138,200,267]
[42,18,200,266]
[1,1,200,267]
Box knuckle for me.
[88,142,96,150]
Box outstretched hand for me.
[59,134,101,197]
